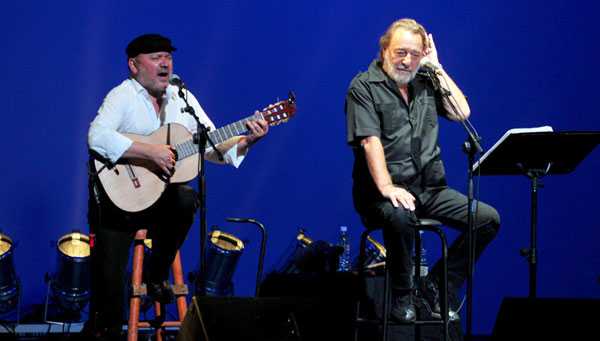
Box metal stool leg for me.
[417,220,450,341]
[355,227,389,341]
[355,219,450,341]
[354,228,371,341]
[414,228,423,341]
[430,226,449,340]
[381,265,391,341]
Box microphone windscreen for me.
[169,73,181,85]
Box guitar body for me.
[94,123,199,212]
[92,93,296,212]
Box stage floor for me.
[0,323,181,340]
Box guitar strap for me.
[86,161,103,206]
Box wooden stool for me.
[127,229,189,341]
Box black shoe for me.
[419,278,460,322]
[391,293,416,322]
[146,280,175,304]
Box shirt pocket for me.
[416,95,438,128]
[376,102,404,138]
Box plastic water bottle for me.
[337,226,351,271]
[412,230,428,277]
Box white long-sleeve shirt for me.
[88,77,244,166]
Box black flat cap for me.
[126,34,177,58]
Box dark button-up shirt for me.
[346,59,449,204]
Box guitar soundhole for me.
[173,149,179,161]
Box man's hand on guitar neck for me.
[123,141,177,176]
[237,111,269,155]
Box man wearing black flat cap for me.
[81,33,269,340]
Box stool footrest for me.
[131,284,188,297]
[132,285,147,296]
[171,284,188,296]
[356,317,445,326]
[138,321,182,328]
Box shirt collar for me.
[367,59,388,83]
[129,77,146,94]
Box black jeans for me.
[355,185,500,299]
[86,184,199,334]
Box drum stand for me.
[226,218,267,296]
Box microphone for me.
[419,57,442,75]
[169,74,187,89]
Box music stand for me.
[473,130,600,298]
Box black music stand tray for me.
[473,130,600,298]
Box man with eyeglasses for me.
[345,18,500,323]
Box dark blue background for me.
[1,1,599,334]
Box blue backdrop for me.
[1,0,599,335]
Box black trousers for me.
[86,184,199,334]
[355,185,500,305]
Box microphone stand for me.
[176,85,224,297]
[427,68,482,341]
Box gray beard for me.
[384,56,418,85]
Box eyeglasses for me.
[392,49,422,59]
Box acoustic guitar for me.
[93,93,296,212]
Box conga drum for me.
[203,230,244,296]
[51,232,91,312]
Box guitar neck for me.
[208,113,264,144]
[173,113,264,160]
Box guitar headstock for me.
[261,92,296,126]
